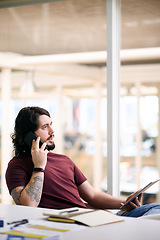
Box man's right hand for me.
[31,136,48,170]
[120,190,143,211]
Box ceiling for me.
[0,0,160,96]
[0,0,159,56]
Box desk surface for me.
[0,203,160,240]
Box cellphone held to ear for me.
[24,131,48,150]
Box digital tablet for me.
[120,178,160,210]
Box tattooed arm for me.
[11,137,48,207]
[11,136,48,207]
[11,172,44,207]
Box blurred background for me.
[0,0,160,205]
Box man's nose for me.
[49,127,54,135]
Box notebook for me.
[43,207,124,227]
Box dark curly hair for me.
[11,106,50,156]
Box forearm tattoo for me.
[25,176,43,202]
[11,188,24,204]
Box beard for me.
[46,142,55,151]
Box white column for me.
[156,85,160,201]
[55,84,63,154]
[66,97,73,131]
[93,82,102,190]
[107,0,121,196]
[135,81,141,189]
[1,68,12,204]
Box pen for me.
[8,219,29,229]
[60,209,79,215]
[7,219,28,225]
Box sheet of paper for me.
[43,207,94,218]
[1,219,87,239]
[29,219,86,232]
[3,227,62,239]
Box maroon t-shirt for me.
[6,152,87,209]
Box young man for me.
[5,106,160,217]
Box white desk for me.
[0,203,160,240]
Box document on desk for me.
[43,207,124,227]
[0,219,86,239]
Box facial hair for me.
[47,142,55,151]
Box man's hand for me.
[120,190,143,211]
[31,137,48,170]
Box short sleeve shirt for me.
[6,152,87,209]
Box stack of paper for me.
[43,207,124,227]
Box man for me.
[5,106,160,217]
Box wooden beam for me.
[0,0,63,9]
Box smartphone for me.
[24,131,48,150]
